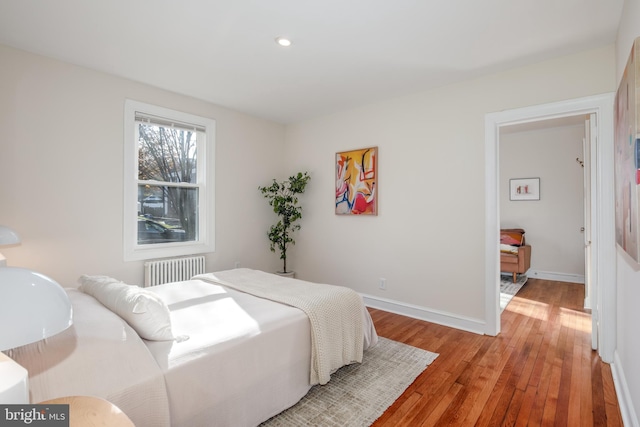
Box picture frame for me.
[509,178,540,201]
[614,37,640,263]
[335,146,378,215]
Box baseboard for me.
[526,269,585,284]
[360,293,486,335]
[612,351,640,427]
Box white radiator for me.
[144,256,206,287]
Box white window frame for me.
[123,99,215,261]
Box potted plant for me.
[258,172,311,276]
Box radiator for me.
[144,256,206,287]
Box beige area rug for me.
[500,274,528,312]
[260,337,439,427]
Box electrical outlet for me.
[234,261,240,269]
[379,278,386,290]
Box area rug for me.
[500,274,528,312]
[260,337,439,427]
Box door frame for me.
[583,114,596,312]
[484,93,616,362]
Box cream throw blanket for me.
[193,268,365,385]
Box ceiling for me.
[0,0,624,124]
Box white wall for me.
[615,0,640,425]
[0,45,285,286]
[285,45,615,328]
[500,124,586,280]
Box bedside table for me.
[40,396,134,427]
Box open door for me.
[584,113,597,350]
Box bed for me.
[8,268,378,427]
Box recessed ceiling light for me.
[275,37,292,47]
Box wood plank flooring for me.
[369,278,623,426]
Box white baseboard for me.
[526,269,585,284]
[360,293,486,335]
[612,351,640,427]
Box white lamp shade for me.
[0,267,73,351]
[0,226,20,246]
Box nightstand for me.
[40,396,134,427]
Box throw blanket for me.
[193,269,365,385]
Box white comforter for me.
[194,268,373,385]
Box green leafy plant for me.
[258,172,311,273]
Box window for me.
[124,100,215,261]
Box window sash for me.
[135,121,202,185]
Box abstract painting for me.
[615,37,640,263]
[335,147,378,215]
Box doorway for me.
[484,94,616,363]
[498,115,589,295]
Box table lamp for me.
[0,228,73,404]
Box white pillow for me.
[500,244,519,254]
[78,275,174,341]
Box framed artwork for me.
[335,146,378,215]
[509,178,540,201]
[614,36,640,263]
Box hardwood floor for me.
[369,278,623,426]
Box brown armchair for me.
[500,228,531,283]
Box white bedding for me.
[8,290,170,427]
[8,270,378,427]
[145,269,377,426]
